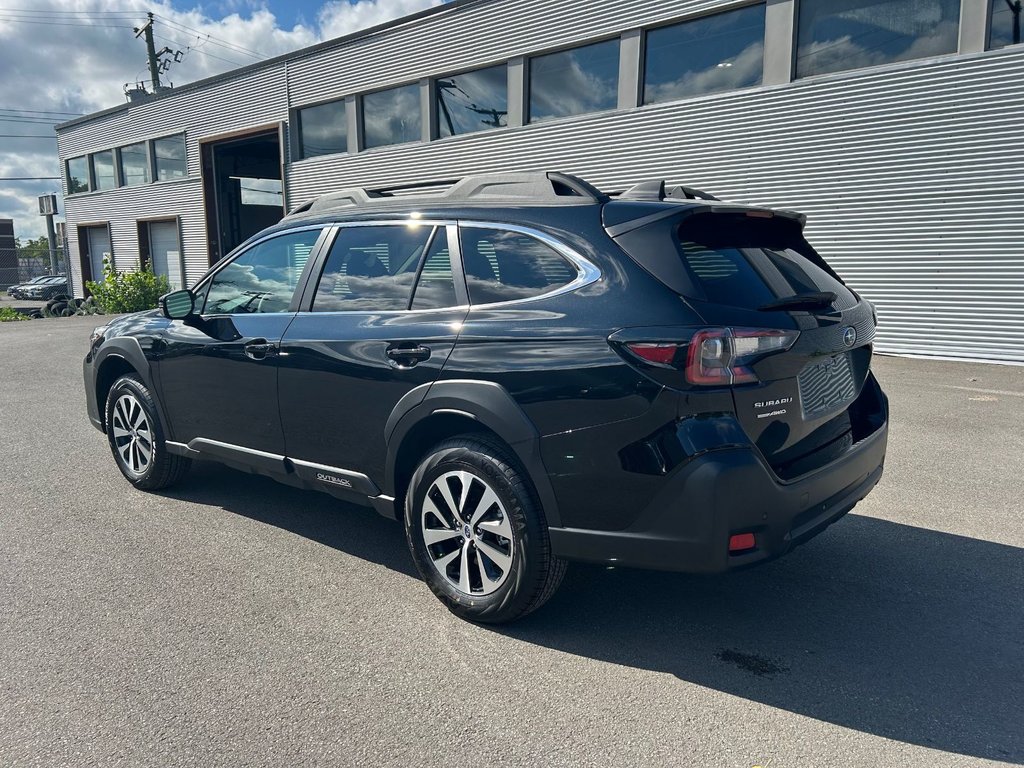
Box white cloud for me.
[0,0,441,241]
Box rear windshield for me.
[614,211,856,310]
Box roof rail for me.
[616,179,720,202]
[289,171,607,217]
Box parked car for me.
[83,171,889,623]
[7,275,54,298]
[24,276,69,301]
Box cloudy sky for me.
[0,0,442,241]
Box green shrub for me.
[0,307,29,322]
[86,259,169,314]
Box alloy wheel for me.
[111,393,153,477]
[421,470,515,596]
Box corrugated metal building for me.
[55,0,1024,363]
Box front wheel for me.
[105,374,191,490]
[404,435,566,623]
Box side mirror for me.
[160,289,195,320]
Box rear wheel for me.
[105,374,191,490]
[404,435,566,623]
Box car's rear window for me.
[611,210,856,311]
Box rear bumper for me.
[548,414,887,573]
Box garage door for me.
[85,226,110,284]
[149,220,183,290]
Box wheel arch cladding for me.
[94,339,156,432]
[385,380,562,527]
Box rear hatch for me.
[608,204,880,479]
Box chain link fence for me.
[0,246,71,291]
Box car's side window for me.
[311,225,439,312]
[411,228,458,310]
[460,226,578,305]
[202,229,321,315]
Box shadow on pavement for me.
[169,463,1023,763]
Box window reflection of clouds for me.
[644,5,765,103]
[299,100,347,158]
[796,0,960,78]
[529,39,619,122]
[363,85,422,148]
[437,64,508,138]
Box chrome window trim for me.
[459,220,601,309]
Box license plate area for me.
[798,352,857,420]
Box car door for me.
[155,226,327,454]
[278,221,468,486]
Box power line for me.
[0,177,61,181]
[0,108,82,116]
[153,32,245,67]
[153,13,264,59]
[0,16,135,29]
[0,134,58,138]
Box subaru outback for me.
[84,171,888,623]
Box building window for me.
[989,0,1023,49]
[119,142,150,186]
[362,84,421,149]
[67,156,89,194]
[436,64,508,138]
[91,150,116,190]
[529,39,620,123]
[297,99,347,159]
[796,0,961,79]
[154,135,187,180]
[644,5,766,104]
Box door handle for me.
[244,339,277,361]
[386,344,431,367]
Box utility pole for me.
[134,12,161,91]
[1003,0,1019,45]
[37,195,58,274]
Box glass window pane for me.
[67,156,89,194]
[796,0,960,79]
[436,64,508,138]
[644,5,765,104]
[298,99,347,158]
[154,135,186,181]
[203,229,320,315]
[119,142,150,186]
[312,225,434,311]
[91,150,116,190]
[529,39,620,122]
[362,85,421,149]
[989,0,1023,49]
[411,229,457,309]
[460,227,579,305]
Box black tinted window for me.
[644,4,765,104]
[362,85,421,149]
[154,135,186,180]
[412,229,458,310]
[313,225,435,312]
[529,39,619,122]
[989,0,1023,49]
[203,229,320,314]
[67,156,89,194]
[436,64,508,137]
[298,99,347,158]
[460,228,578,305]
[796,0,960,78]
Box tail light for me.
[622,327,798,387]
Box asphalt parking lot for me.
[1,316,1022,767]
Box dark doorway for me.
[201,128,284,265]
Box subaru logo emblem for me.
[843,327,857,347]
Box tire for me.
[404,434,567,623]
[104,373,191,490]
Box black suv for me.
[84,172,888,623]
